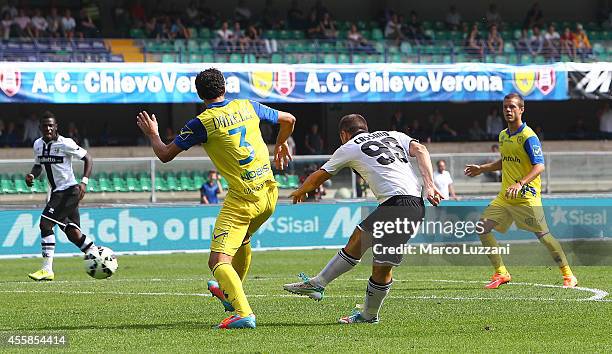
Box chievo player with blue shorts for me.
[465,93,577,289]
[137,68,296,329]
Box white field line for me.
[1,278,610,302]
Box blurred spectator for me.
[144,16,158,39]
[304,124,324,154]
[524,2,544,29]
[485,106,504,139]
[67,122,81,145]
[259,25,278,53]
[319,12,337,40]
[484,144,502,182]
[407,120,425,141]
[485,3,502,27]
[300,163,325,201]
[406,11,430,46]
[465,23,484,59]
[245,25,261,53]
[567,117,589,140]
[234,0,252,26]
[232,22,246,51]
[2,121,18,147]
[45,7,61,38]
[23,113,39,145]
[170,18,190,39]
[529,26,544,56]
[1,2,17,18]
[390,110,405,131]
[438,121,458,141]
[1,12,12,40]
[385,13,404,43]
[445,5,462,30]
[130,0,145,25]
[574,24,592,58]
[61,9,76,39]
[200,170,223,204]
[216,21,233,51]
[31,9,47,38]
[544,24,560,60]
[434,160,457,200]
[347,24,370,51]
[262,0,283,30]
[185,1,200,26]
[287,0,305,30]
[306,10,321,39]
[487,24,504,54]
[597,102,612,139]
[468,120,487,141]
[516,28,531,54]
[77,9,99,38]
[0,120,4,145]
[534,125,544,140]
[428,109,444,138]
[560,27,576,58]
[14,8,32,38]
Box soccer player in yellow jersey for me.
[137,68,296,329]
[465,93,577,289]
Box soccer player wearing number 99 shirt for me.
[136,68,296,329]
[284,114,443,324]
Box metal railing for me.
[0,152,610,205]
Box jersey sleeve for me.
[63,138,87,159]
[523,135,545,165]
[321,145,353,175]
[396,132,418,156]
[249,100,279,123]
[174,118,208,150]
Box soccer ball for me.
[84,246,118,279]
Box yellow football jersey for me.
[498,122,545,204]
[174,99,278,201]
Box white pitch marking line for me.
[2,278,611,302]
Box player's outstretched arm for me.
[274,111,296,170]
[78,153,93,200]
[136,111,182,163]
[289,169,331,204]
[25,164,42,187]
[464,159,502,177]
[409,141,444,206]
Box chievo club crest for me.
[0,68,21,97]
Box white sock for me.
[310,249,360,287]
[362,277,392,320]
[41,231,55,272]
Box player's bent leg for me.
[63,222,97,254]
[535,231,577,288]
[478,218,511,289]
[339,265,393,324]
[283,227,363,300]
[231,237,252,282]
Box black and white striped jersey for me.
[33,135,87,192]
[321,131,422,203]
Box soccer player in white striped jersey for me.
[284,114,442,324]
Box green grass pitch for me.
[1,249,611,352]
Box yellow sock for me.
[480,232,508,275]
[539,233,573,277]
[232,241,252,282]
[212,262,253,317]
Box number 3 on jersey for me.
[360,137,408,165]
[228,125,255,165]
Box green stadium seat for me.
[219,176,229,190]
[323,54,337,64]
[174,39,186,51]
[87,179,99,193]
[257,56,270,63]
[129,28,145,39]
[188,27,198,38]
[162,53,176,63]
[199,28,211,39]
[274,174,288,189]
[244,54,257,63]
[271,53,283,63]
[371,28,384,41]
[198,41,212,53]
[320,42,334,53]
[139,173,151,192]
[187,39,199,52]
[504,43,515,54]
[97,172,112,192]
[352,53,367,64]
[520,54,533,64]
[286,54,299,64]
[229,53,243,63]
[188,53,202,63]
[292,30,305,40]
[201,54,214,63]
[298,53,315,63]
[390,53,402,63]
[534,55,546,64]
[287,175,299,188]
[337,53,350,63]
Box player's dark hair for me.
[504,93,525,108]
[195,68,226,100]
[339,114,368,136]
[40,111,56,124]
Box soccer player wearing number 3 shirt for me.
[464,93,577,289]
[137,68,296,329]
[284,114,443,324]
[27,111,99,281]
